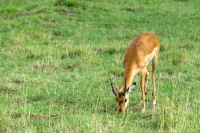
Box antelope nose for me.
[119,109,124,113]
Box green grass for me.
[0,0,200,132]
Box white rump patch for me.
[144,47,158,65]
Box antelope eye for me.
[124,99,127,103]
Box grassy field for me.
[0,0,200,132]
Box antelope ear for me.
[127,82,136,93]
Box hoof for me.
[142,108,145,113]
[152,102,156,112]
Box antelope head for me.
[109,77,136,113]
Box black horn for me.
[123,78,127,96]
[109,74,118,96]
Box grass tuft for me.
[68,48,85,59]
[54,0,79,7]
[0,112,13,132]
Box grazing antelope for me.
[110,32,160,113]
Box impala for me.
[110,32,160,113]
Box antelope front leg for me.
[141,68,147,112]
[144,69,149,96]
